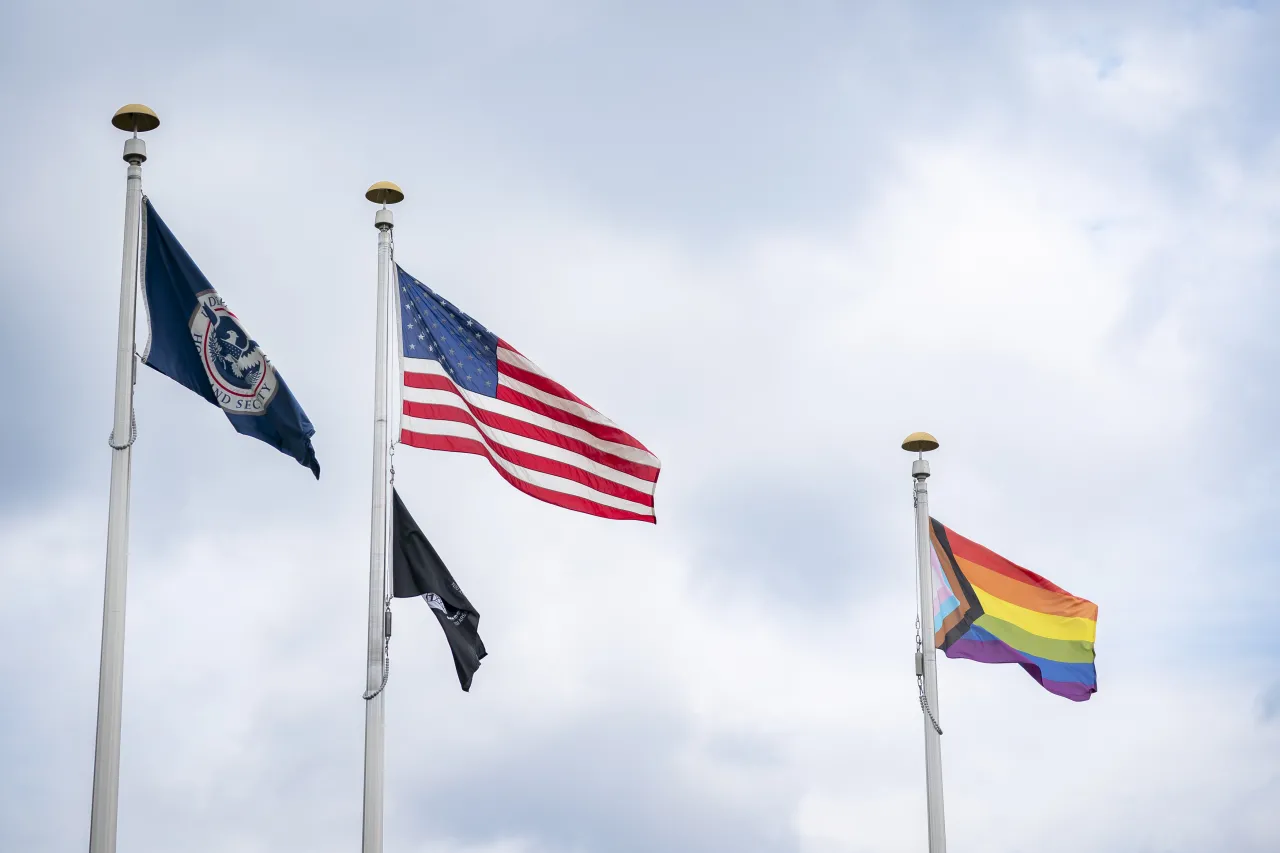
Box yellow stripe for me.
[974,588,1096,642]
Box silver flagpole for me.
[89,104,159,853]
[904,431,946,853]
[362,180,403,853]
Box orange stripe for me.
[944,525,1072,594]
[958,556,1098,621]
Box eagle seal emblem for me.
[190,290,279,414]
[425,592,467,625]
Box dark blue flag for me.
[140,199,320,477]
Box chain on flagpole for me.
[363,634,390,699]
[107,403,137,449]
[916,615,943,735]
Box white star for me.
[418,333,425,341]
[407,323,414,329]
[427,344,435,352]
[409,343,416,350]
[466,319,474,327]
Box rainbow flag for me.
[930,519,1098,701]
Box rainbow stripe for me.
[930,519,1098,702]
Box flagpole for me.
[362,180,403,853]
[89,104,159,853]
[904,431,946,853]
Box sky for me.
[2,1,1280,851]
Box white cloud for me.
[2,2,1280,852]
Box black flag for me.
[391,490,486,690]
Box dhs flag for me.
[140,199,320,477]
[392,490,486,690]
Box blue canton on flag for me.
[400,274,499,395]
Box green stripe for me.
[974,614,1095,663]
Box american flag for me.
[396,266,660,522]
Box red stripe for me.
[403,397,658,483]
[405,367,652,455]
[495,385,650,452]
[404,370,454,391]
[402,404,655,507]
[942,523,1081,597]
[400,430,656,523]
[498,358,592,409]
[494,341,593,402]
[403,371,656,479]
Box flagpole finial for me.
[902,431,939,453]
[111,104,160,133]
[366,181,405,205]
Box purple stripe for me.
[1038,678,1096,703]
[947,638,1097,702]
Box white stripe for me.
[402,358,660,467]
[496,346,554,379]
[496,372,628,430]
[401,417,655,516]
[401,392,655,494]
[494,348,623,430]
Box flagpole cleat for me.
[902,431,939,453]
[366,181,405,205]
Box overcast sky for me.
[3,2,1280,851]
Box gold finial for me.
[111,104,160,133]
[365,181,405,204]
[901,432,939,453]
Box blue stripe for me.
[958,625,1097,686]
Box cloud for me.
[2,2,1280,852]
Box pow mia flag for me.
[392,490,486,691]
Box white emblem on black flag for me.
[391,490,487,690]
